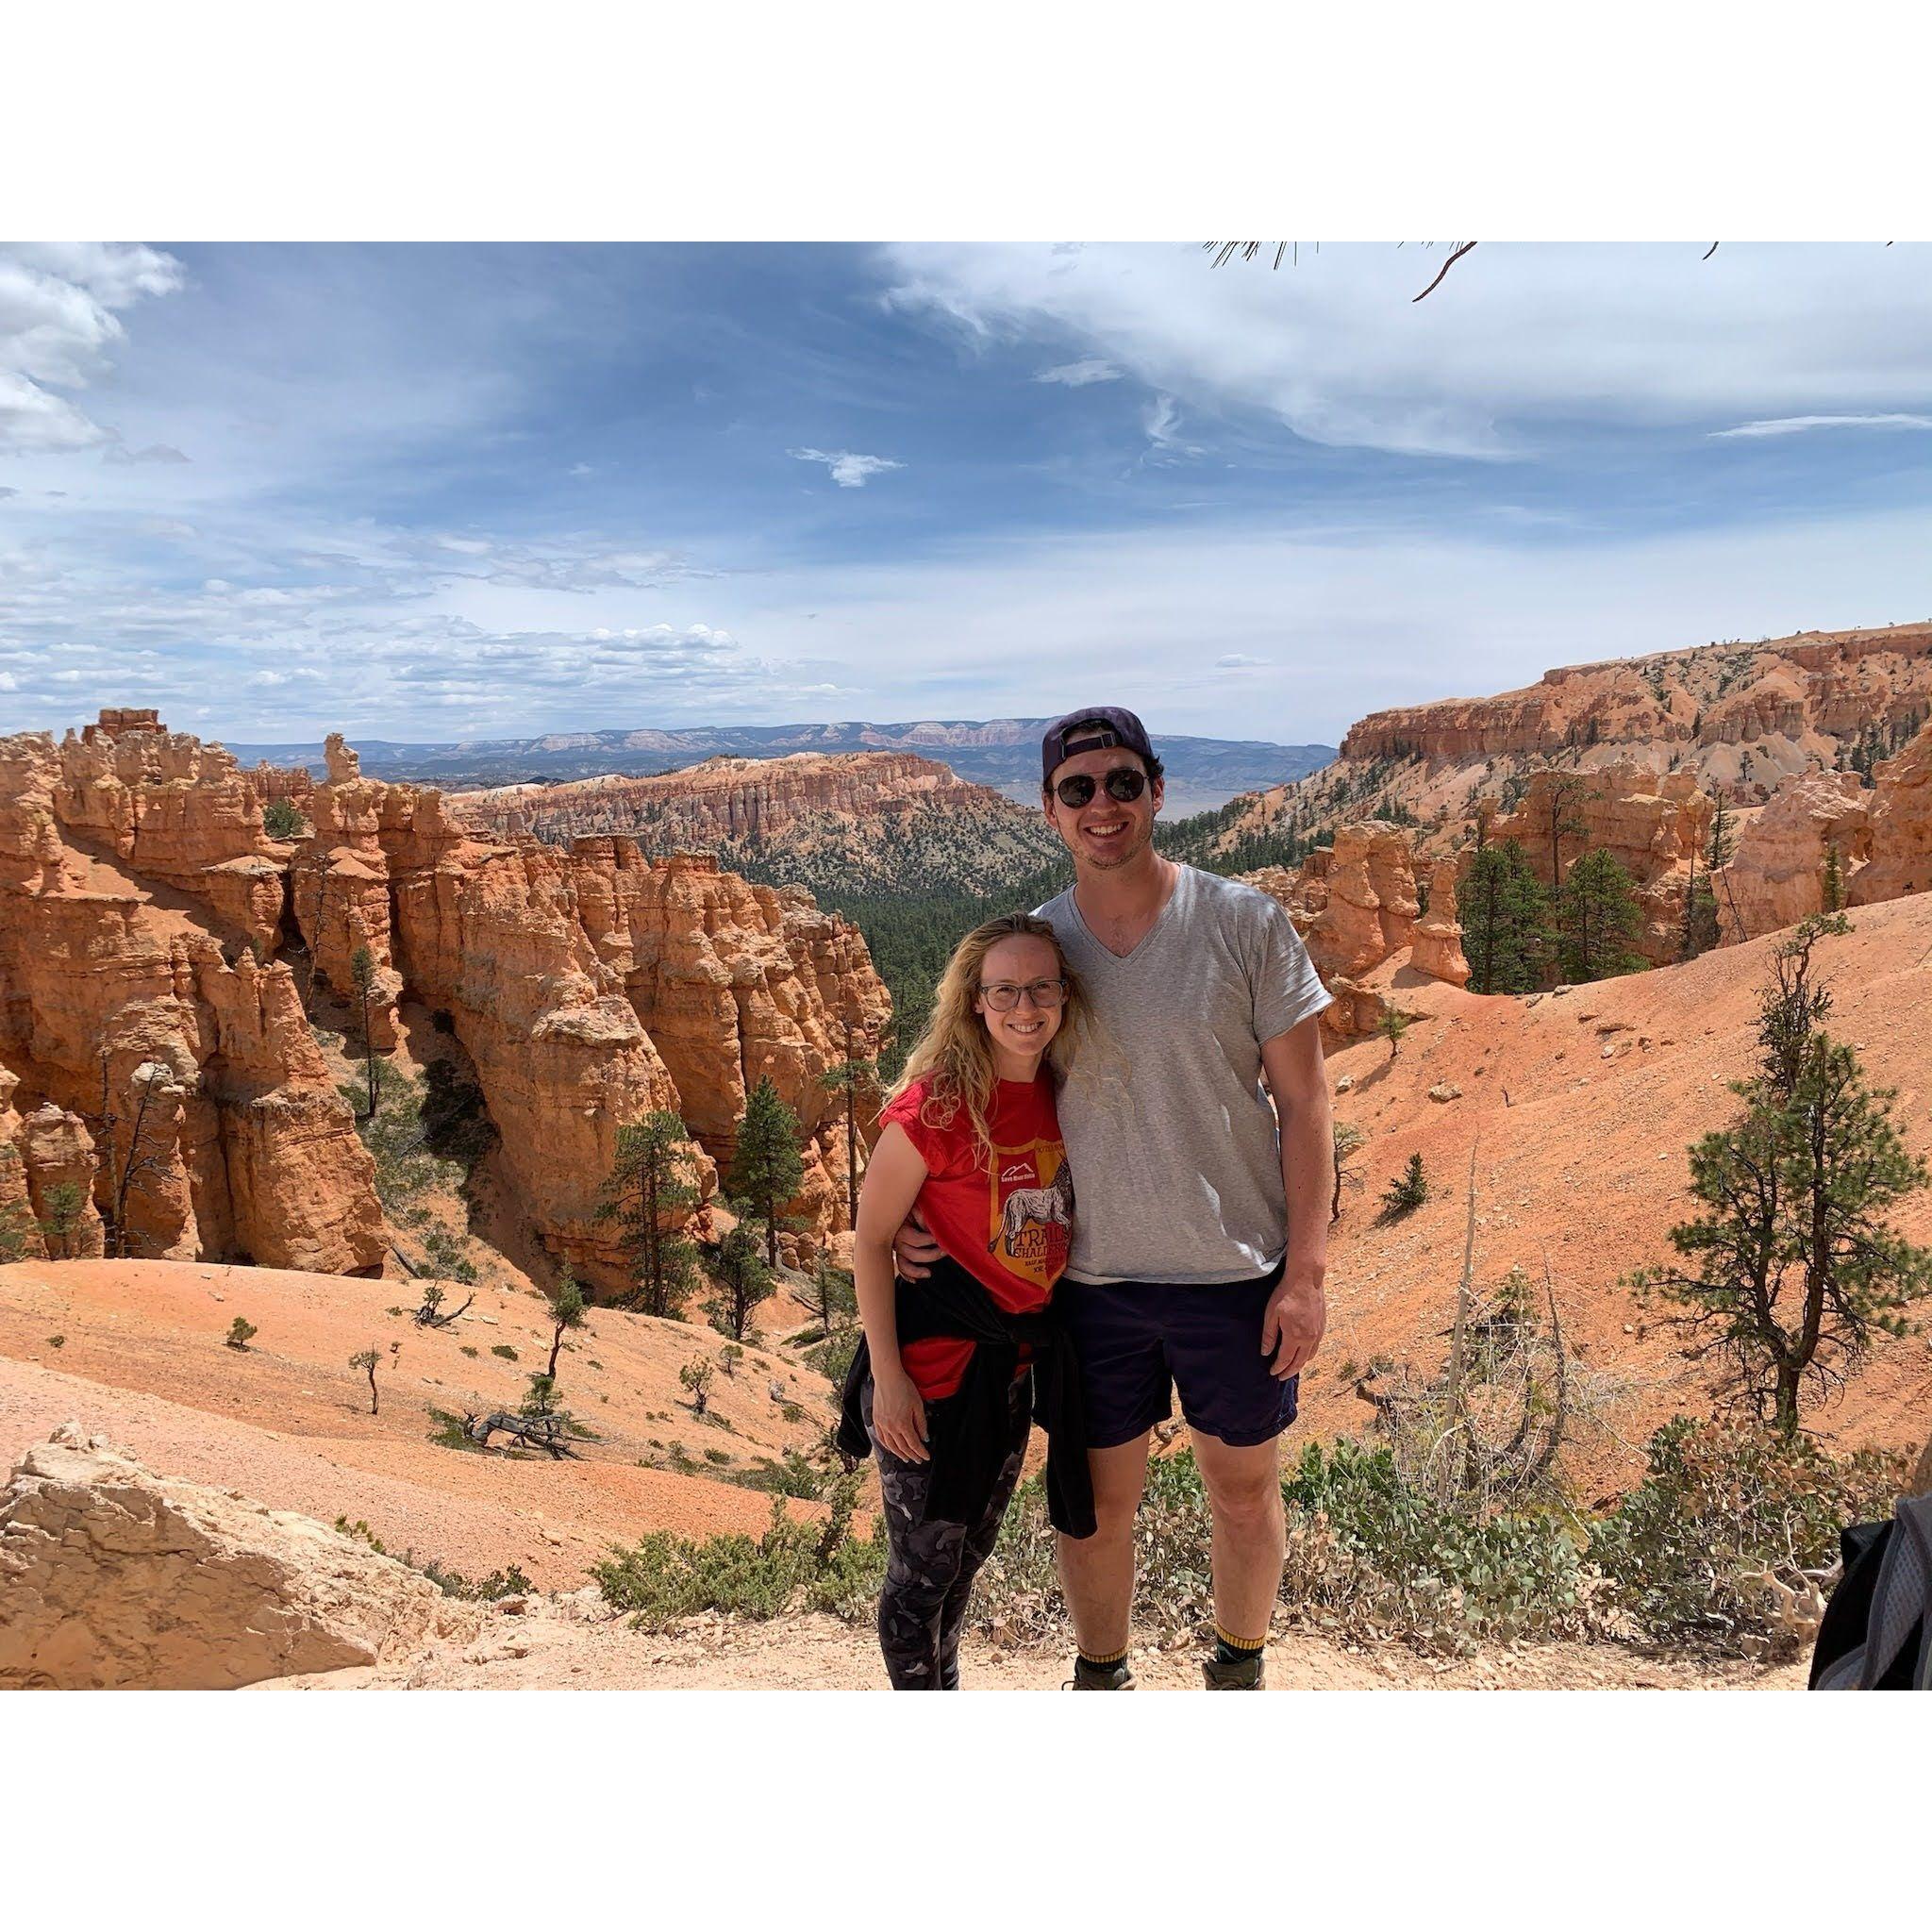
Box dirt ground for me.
[253,1594,1807,1692]
[0,1257,841,1590]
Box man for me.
[899,706,1333,1689]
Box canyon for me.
[1,712,889,1293]
[6,624,1932,1612]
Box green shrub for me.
[425,1406,489,1453]
[593,1479,883,1629]
[1280,1440,1593,1649]
[729,1448,832,1498]
[977,1442,1592,1655]
[804,1327,861,1388]
[421,1224,479,1286]
[333,1516,530,1600]
[418,1558,534,1602]
[459,1344,478,1357]
[262,796,306,840]
[1377,1154,1428,1223]
[225,1316,258,1351]
[1587,1416,1907,1651]
[491,1343,518,1360]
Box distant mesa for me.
[218,717,1336,816]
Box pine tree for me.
[729,1076,806,1267]
[816,1020,880,1226]
[596,1112,702,1318]
[1376,1008,1414,1060]
[679,1357,715,1417]
[1378,1154,1428,1222]
[1631,915,1932,1436]
[1699,793,1741,946]
[1557,848,1644,983]
[349,944,381,1120]
[543,1265,586,1378]
[708,1209,776,1342]
[796,1252,857,1340]
[1457,838,1554,992]
[1822,842,1845,913]
[1539,771,1593,893]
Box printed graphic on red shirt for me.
[986,1142,1073,1287]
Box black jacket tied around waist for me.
[837,1257,1095,1540]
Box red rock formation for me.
[1724,770,1873,937]
[1487,762,1710,966]
[1849,718,1932,908]
[2,719,384,1274]
[17,1099,108,1259]
[1241,824,1469,1038]
[1411,861,1473,988]
[1341,622,1932,772]
[290,744,893,1287]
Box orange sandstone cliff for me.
[1,713,890,1291]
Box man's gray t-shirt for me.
[1038,863,1332,1285]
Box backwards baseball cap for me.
[1040,706,1158,787]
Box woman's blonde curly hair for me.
[886,912,1085,1163]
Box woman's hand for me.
[871,1366,930,1462]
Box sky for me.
[4,240,1932,749]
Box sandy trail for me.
[254,1597,1806,1692]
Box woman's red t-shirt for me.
[880,1074,1074,1401]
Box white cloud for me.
[1034,358,1121,387]
[1710,413,1932,439]
[1215,654,1267,669]
[882,242,1932,459]
[719,503,1932,742]
[103,441,190,465]
[789,446,904,488]
[0,243,185,454]
[1141,394,1201,458]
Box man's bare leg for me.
[1190,1430,1286,1641]
[1056,1433,1152,1657]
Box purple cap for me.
[1041,707,1158,787]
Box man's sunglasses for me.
[979,977,1069,1012]
[1053,766,1148,809]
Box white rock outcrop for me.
[0,1424,476,1690]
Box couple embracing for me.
[838,708,1334,1690]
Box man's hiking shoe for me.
[1201,1652,1265,1690]
[1066,1657,1136,1690]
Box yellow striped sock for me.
[1213,1624,1267,1660]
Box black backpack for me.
[1809,1496,1932,1690]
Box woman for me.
[836,912,1095,1690]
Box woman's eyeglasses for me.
[1054,766,1147,808]
[979,977,1069,1011]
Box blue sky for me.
[4,241,1932,748]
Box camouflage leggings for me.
[862,1373,1031,1690]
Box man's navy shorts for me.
[1058,1261,1298,1450]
